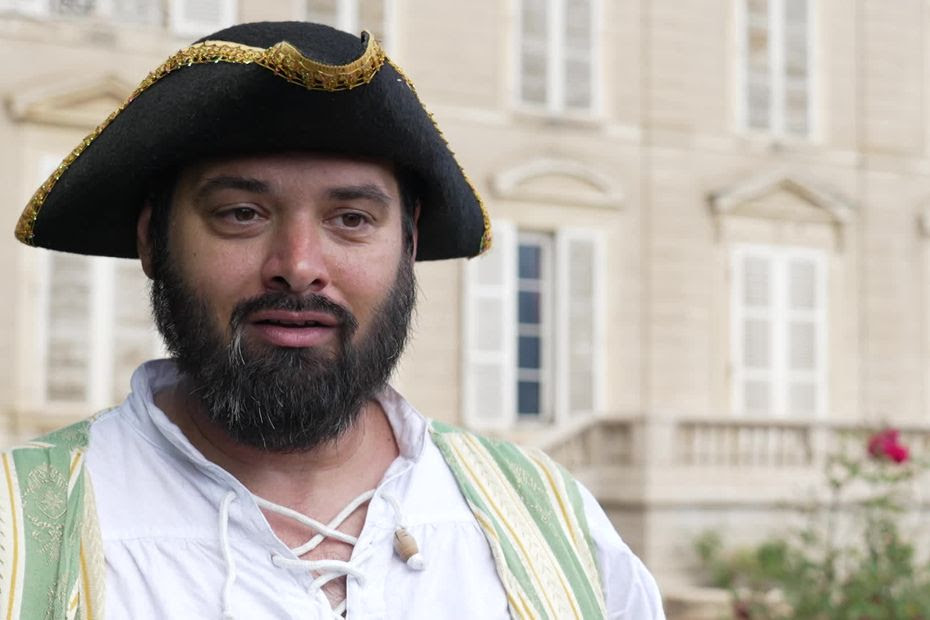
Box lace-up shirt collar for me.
[84,360,665,619]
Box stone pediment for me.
[6,74,132,129]
[491,158,623,208]
[709,170,854,225]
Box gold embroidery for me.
[24,464,67,563]
[15,35,386,246]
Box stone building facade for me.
[3,0,930,605]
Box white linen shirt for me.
[86,360,665,619]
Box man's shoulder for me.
[4,416,97,456]
[428,419,572,483]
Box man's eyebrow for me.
[195,175,270,200]
[327,183,393,206]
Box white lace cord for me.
[257,488,377,616]
[218,491,238,620]
[216,488,424,619]
[383,493,426,570]
[255,490,375,553]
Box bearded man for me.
[2,21,664,620]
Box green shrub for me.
[695,428,930,619]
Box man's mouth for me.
[255,319,329,327]
[246,310,341,347]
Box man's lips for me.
[247,310,341,347]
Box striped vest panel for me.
[0,419,104,620]
[429,421,607,620]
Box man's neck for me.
[154,382,400,518]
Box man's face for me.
[139,153,417,452]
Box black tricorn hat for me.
[14,21,491,261]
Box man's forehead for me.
[179,152,400,194]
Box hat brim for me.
[15,24,490,261]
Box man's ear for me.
[137,203,155,279]
[410,203,421,260]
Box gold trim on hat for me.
[15,35,385,246]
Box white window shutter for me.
[305,0,339,27]
[46,253,92,403]
[782,0,810,135]
[11,0,49,16]
[562,0,592,111]
[111,0,164,25]
[785,252,826,416]
[111,261,156,403]
[733,248,775,415]
[170,0,237,37]
[555,228,604,420]
[745,0,771,130]
[519,0,549,106]
[462,220,517,430]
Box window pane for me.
[52,0,94,16]
[359,0,386,41]
[743,319,770,368]
[789,381,816,415]
[783,0,809,135]
[472,364,506,421]
[746,0,770,129]
[518,335,541,369]
[518,290,541,324]
[788,259,816,309]
[743,256,771,306]
[789,321,816,370]
[564,0,592,110]
[744,379,771,414]
[521,50,548,104]
[306,0,338,25]
[519,244,542,279]
[475,297,505,350]
[113,261,155,402]
[112,0,163,24]
[520,0,548,105]
[47,254,91,402]
[518,380,541,415]
[564,58,592,110]
[179,0,224,24]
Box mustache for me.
[229,292,360,336]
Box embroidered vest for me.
[0,419,606,619]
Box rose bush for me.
[695,428,930,619]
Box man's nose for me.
[261,223,330,294]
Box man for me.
[3,21,664,619]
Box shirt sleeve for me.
[579,484,667,620]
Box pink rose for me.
[867,429,909,464]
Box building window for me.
[33,155,160,410]
[516,233,553,418]
[305,0,394,50]
[3,0,164,24]
[463,221,604,429]
[731,245,827,417]
[518,0,595,114]
[741,0,813,136]
[169,0,237,36]
[41,253,160,408]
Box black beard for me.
[150,254,416,453]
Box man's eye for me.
[231,208,257,222]
[339,213,366,228]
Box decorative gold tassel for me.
[393,527,425,570]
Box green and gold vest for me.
[0,419,606,619]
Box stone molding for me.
[490,157,624,209]
[6,73,132,129]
